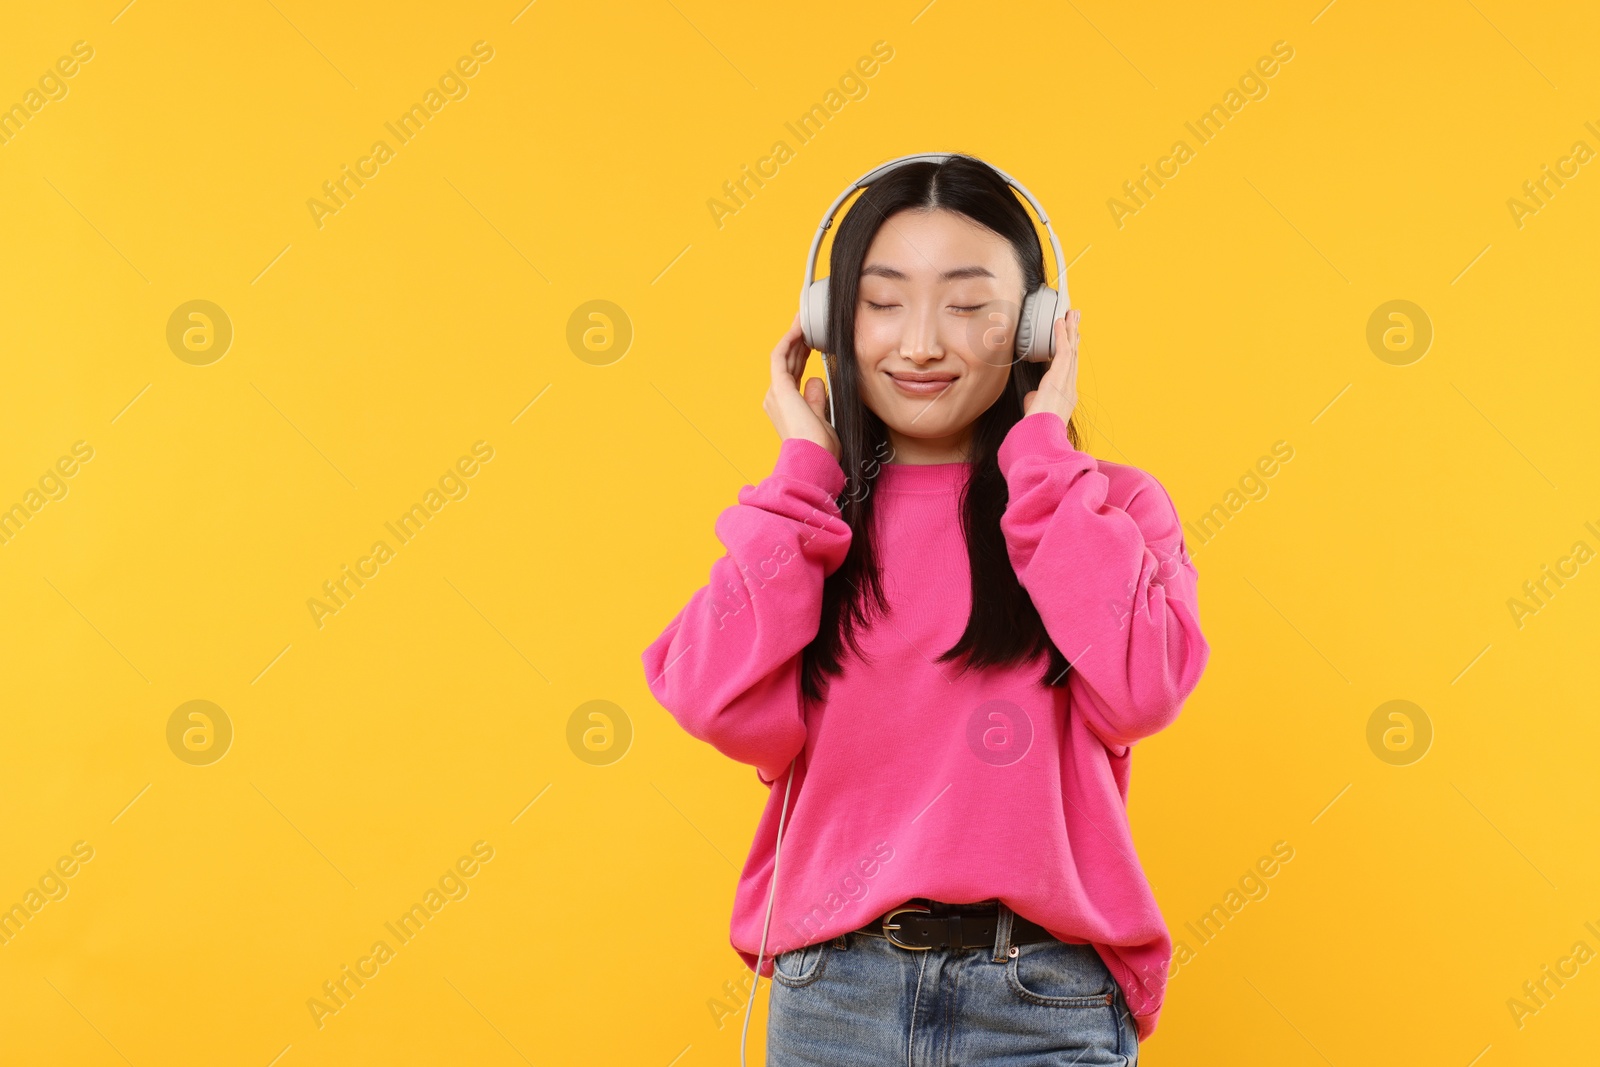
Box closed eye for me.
[863,301,986,312]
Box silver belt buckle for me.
[881,904,933,950]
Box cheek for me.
[854,314,899,355]
[966,361,1013,408]
[853,352,886,403]
[965,300,1022,362]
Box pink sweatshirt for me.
[640,411,1209,1041]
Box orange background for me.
[1,1,1596,1064]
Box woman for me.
[641,154,1209,1065]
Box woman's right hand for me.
[764,312,841,460]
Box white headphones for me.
[740,154,1072,1065]
[798,152,1073,425]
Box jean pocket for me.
[1006,940,1117,1007]
[772,941,829,988]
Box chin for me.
[883,416,950,439]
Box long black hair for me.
[800,153,1084,706]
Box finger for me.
[775,314,807,356]
[804,376,827,417]
[772,326,795,363]
[771,335,801,394]
[787,334,811,384]
[1056,314,1079,360]
[774,324,810,386]
[808,377,835,428]
[1043,324,1076,389]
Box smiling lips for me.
[888,371,958,396]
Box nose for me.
[898,301,944,362]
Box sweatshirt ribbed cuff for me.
[773,437,846,499]
[997,412,1094,476]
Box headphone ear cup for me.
[1014,286,1061,363]
[802,277,832,354]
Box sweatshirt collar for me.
[874,459,970,494]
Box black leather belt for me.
[853,899,1058,951]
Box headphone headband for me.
[799,152,1070,328]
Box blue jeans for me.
[767,902,1139,1065]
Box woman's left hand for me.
[1022,308,1081,421]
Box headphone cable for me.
[740,755,797,1067]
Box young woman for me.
[641,154,1209,1065]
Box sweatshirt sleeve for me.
[996,411,1210,753]
[641,438,852,783]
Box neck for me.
[884,425,973,465]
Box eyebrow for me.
[859,264,997,281]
